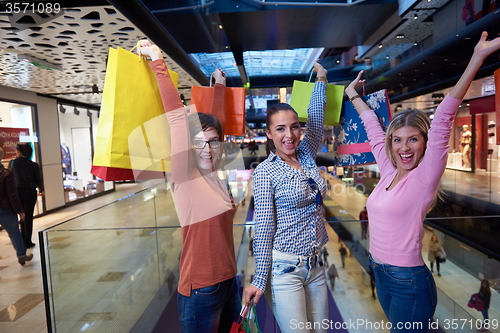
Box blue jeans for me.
[271,250,328,333]
[177,277,240,333]
[481,307,489,328]
[369,254,437,333]
[0,207,27,257]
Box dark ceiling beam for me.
[219,14,249,86]
[365,9,500,99]
[107,0,209,86]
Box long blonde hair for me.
[385,109,445,208]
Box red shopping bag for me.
[230,302,250,333]
[230,301,262,333]
[190,85,246,136]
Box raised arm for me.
[299,61,327,158]
[210,68,227,133]
[140,40,194,182]
[449,31,500,100]
[345,71,371,114]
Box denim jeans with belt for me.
[369,254,437,333]
[177,277,240,333]
[271,249,328,333]
[0,207,27,257]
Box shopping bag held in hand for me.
[289,71,344,126]
[190,75,246,136]
[230,301,262,333]
[333,89,393,167]
[468,293,484,311]
[92,45,178,181]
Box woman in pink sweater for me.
[345,32,500,332]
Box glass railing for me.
[39,181,250,333]
[39,176,499,333]
[323,181,499,333]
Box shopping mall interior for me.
[0,0,499,332]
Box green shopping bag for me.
[230,301,262,333]
[289,72,344,126]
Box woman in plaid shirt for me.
[245,61,329,333]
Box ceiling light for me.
[414,41,418,46]
[336,60,340,64]
[218,24,223,29]
[378,44,383,48]
[59,104,66,113]
[414,14,418,19]
[73,106,80,115]
[397,35,404,39]
[386,56,390,59]
[18,54,62,71]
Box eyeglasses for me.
[192,140,221,149]
[307,178,323,205]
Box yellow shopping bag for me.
[92,46,178,180]
[289,74,343,126]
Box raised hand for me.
[212,68,226,86]
[473,31,500,60]
[345,70,365,96]
[138,39,162,61]
[313,60,327,77]
[345,70,371,114]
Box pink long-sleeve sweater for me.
[360,94,461,267]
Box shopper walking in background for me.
[345,32,500,332]
[327,263,339,291]
[360,206,368,239]
[428,235,442,276]
[322,246,329,267]
[477,279,491,332]
[244,61,329,333]
[139,41,240,333]
[0,148,32,266]
[11,143,43,249]
[339,243,347,268]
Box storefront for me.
[0,84,115,215]
[0,99,44,215]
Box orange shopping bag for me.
[190,84,246,136]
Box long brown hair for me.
[480,279,491,295]
[265,103,298,155]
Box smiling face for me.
[191,128,222,173]
[266,110,301,158]
[390,125,426,173]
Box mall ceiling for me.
[0,0,499,107]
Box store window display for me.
[60,143,72,176]
[58,105,113,203]
[460,124,472,168]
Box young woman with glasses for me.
[139,41,240,333]
[345,32,500,332]
[244,61,329,333]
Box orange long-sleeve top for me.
[149,59,236,296]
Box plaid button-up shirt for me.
[251,82,328,292]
